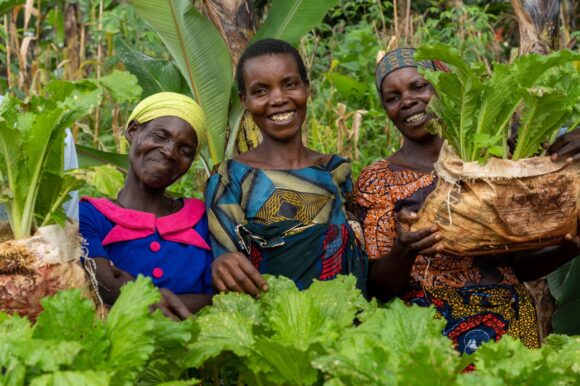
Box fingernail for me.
[551,154,558,161]
[565,234,572,240]
[262,285,269,291]
[435,234,443,240]
[437,245,444,251]
[431,226,438,232]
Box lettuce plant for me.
[415,44,580,163]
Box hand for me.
[394,208,443,257]
[212,251,268,298]
[548,127,580,163]
[152,288,191,321]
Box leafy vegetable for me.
[416,44,580,162]
[0,72,140,239]
[1,275,579,384]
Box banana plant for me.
[129,0,340,171]
[548,256,580,335]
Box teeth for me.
[270,111,295,121]
[405,112,426,123]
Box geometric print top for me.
[354,159,520,290]
[205,155,367,290]
[205,155,354,257]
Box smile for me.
[269,111,295,122]
[404,112,426,124]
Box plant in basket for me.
[410,44,580,256]
[0,80,103,319]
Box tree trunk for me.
[196,0,261,156]
[512,0,560,55]
[511,0,561,342]
[64,3,81,80]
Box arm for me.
[368,210,442,302]
[205,171,267,298]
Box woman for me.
[205,38,367,296]
[79,92,213,320]
[356,48,580,354]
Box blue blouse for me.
[79,197,213,294]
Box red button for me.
[152,267,164,279]
[149,241,160,252]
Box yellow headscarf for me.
[126,92,207,155]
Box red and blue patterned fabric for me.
[205,155,367,291]
[79,197,213,294]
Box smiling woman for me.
[205,39,367,296]
[79,92,214,320]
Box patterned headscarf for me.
[126,92,207,155]
[375,48,437,92]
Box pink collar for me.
[82,197,211,250]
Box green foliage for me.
[0,81,99,238]
[1,275,580,384]
[548,256,580,335]
[416,44,580,162]
[0,71,140,238]
[0,277,198,385]
[416,5,500,64]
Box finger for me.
[155,303,180,322]
[166,298,190,320]
[410,232,443,252]
[418,241,445,256]
[238,258,268,292]
[220,270,245,293]
[211,270,229,293]
[547,134,569,154]
[549,142,580,160]
[398,224,438,244]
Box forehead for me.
[381,66,424,91]
[243,53,300,81]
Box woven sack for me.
[412,142,580,256]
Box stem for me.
[512,103,537,161]
[39,185,74,227]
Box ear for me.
[125,120,140,144]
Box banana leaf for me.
[130,0,233,165]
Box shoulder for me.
[356,159,393,190]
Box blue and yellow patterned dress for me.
[205,155,367,291]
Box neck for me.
[396,136,443,172]
[116,172,169,215]
[256,135,311,169]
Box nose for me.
[159,141,178,160]
[400,92,418,109]
[269,87,288,106]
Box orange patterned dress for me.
[354,159,539,354]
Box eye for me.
[180,146,193,158]
[251,87,267,96]
[153,132,167,140]
[383,95,399,104]
[413,83,428,91]
[285,80,298,88]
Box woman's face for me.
[126,116,197,190]
[240,53,308,143]
[381,66,436,142]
